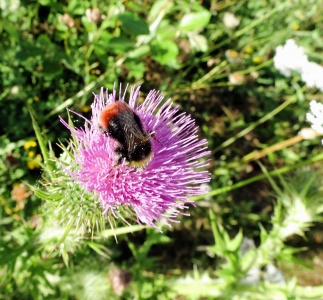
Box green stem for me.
[193,152,323,200]
[45,56,126,118]
[209,2,290,52]
[234,3,290,38]
[213,95,297,153]
[28,105,53,172]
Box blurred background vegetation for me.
[1,0,323,299]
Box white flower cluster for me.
[306,100,323,137]
[274,39,323,91]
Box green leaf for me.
[87,242,110,258]
[94,31,112,63]
[128,45,150,58]
[61,247,69,267]
[35,34,64,78]
[157,20,177,40]
[28,105,52,172]
[105,36,134,53]
[151,39,179,68]
[81,17,98,34]
[148,0,174,22]
[38,0,52,5]
[227,230,243,252]
[101,224,146,237]
[2,21,19,41]
[118,12,150,36]
[125,60,145,79]
[188,33,208,52]
[33,189,62,201]
[38,0,63,10]
[178,10,211,31]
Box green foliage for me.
[1,0,323,299]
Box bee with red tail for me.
[98,101,153,169]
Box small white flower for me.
[225,49,240,63]
[274,39,323,92]
[298,127,318,140]
[86,8,101,23]
[229,73,245,85]
[273,39,309,77]
[223,12,240,29]
[301,61,323,91]
[11,86,19,95]
[306,100,323,134]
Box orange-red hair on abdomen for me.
[98,102,128,130]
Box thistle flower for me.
[60,85,210,229]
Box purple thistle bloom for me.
[60,84,210,229]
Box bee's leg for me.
[149,131,162,145]
[115,146,128,165]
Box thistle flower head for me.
[60,85,210,229]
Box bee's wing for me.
[119,106,147,153]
